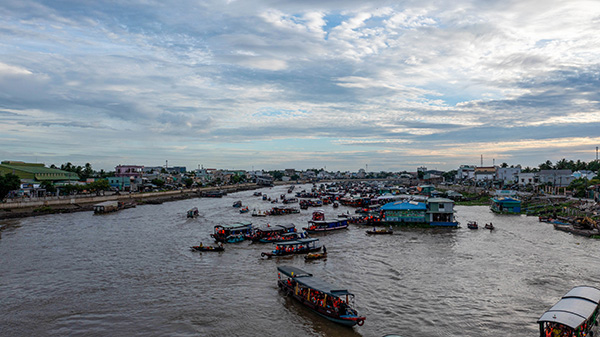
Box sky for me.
[1,0,600,172]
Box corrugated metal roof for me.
[538,286,600,329]
[380,201,426,211]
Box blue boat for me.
[261,238,321,258]
[303,210,348,233]
[276,265,366,327]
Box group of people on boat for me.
[542,322,581,337]
[285,278,352,316]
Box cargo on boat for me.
[276,265,366,327]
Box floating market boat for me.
[190,244,224,252]
[232,200,242,208]
[211,221,253,243]
[187,207,199,218]
[276,265,366,327]
[303,210,349,234]
[484,223,494,230]
[239,206,249,213]
[247,223,297,242]
[261,238,321,258]
[366,228,393,235]
[538,286,600,337]
[467,221,478,229]
[304,252,327,260]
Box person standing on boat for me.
[323,245,327,254]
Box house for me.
[538,170,574,187]
[456,165,476,180]
[426,198,458,227]
[115,165,144,179]
[474,166,496,181]
[108,176,131,191]
[517,173,537,186]
[497,166,521,184]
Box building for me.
[538,170,574,187]
[0,161,79,184]
[456,165,476,180]
[497,166,521,184]
[426,198,458,227]
[108,176,132,191]
[474,166,497,181]
[490,197,521,213]
[115,165,144,179]
[380,201,427,224]
[517,173,537,186]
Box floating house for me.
[490,197,521,214]
[426,198,459,227]
[380,201,427,224]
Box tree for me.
[0,173,21,200]
[40,181,57,194]
[183,177,194,188]
[151,178,165,187]
[291,174,300,181]
[501,162,508,168]
[539,160,553,170]
[555,158,569,170]
[87,179,110,192]
[270,171,284,181]
[81,163,94,180]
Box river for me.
[1,184,599,336]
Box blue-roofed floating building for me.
[490,197,521,214]
[380,198,458,227]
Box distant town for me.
[1,159,599,202]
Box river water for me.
[1,184,599,337]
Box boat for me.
[303,210,349,234]
[261,238,321,258]
[187,207,199,218]
[211,221,253,243]
[239,206,249,213]
[190,244,224,252]
[232,200,242,208]
[467,221,478,229]
[253,192,262,196]
[333,202,339,208]
[248,223,297,242]
[304,252,327,260]
[259,231,309,243]
[538,286,600,337]
[366,228,393,235]
[276,265,366,327]
[268,207,301,216]
[93,201,136,214]
[484,223,494,230]
[252,209,268,217]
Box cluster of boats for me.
[466,221,494,230]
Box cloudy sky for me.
[1,0,600,172]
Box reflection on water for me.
[2,184,600,336]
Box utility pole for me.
[480,155,483,167]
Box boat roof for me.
[538,286,600,329]
[277,223,296,230]
[276,266,352,297]
[275,238,318,246]
[277,265,312,278]
[380,201,426,211]
[258,226,284,233]
[216,221,252,229]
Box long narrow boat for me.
[303,210,348,234]
[211,221,253,243]
[261,238,321,258]
[276,265,366,327]
[190,245,224,252]
[538,286,600,337]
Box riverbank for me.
[0,183,266,220]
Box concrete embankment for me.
[0,183,264,220]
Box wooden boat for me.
[253,192,262,196]
[232,200,242,208]
[303,210,349,234]
[239,206,249,213]
[248,223,297,242]
[261,238,321,258]
[366,228,393,235]
[259,231,308,243]
[304,252,327,260]
[538,286,600,337]
[467,221,478,229]
[211,221,253,243]
[187,207,199,218]
[190,245,224,252]
[484,223,494,230]
[252,209,268,217]
[276,265,366,327]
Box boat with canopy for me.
[261,238,321,258]
[303,210,349,234]
[276,265,366,327]
[538,285,600,337]
[211,221,253,243]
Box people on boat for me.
[323,245,327,254]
